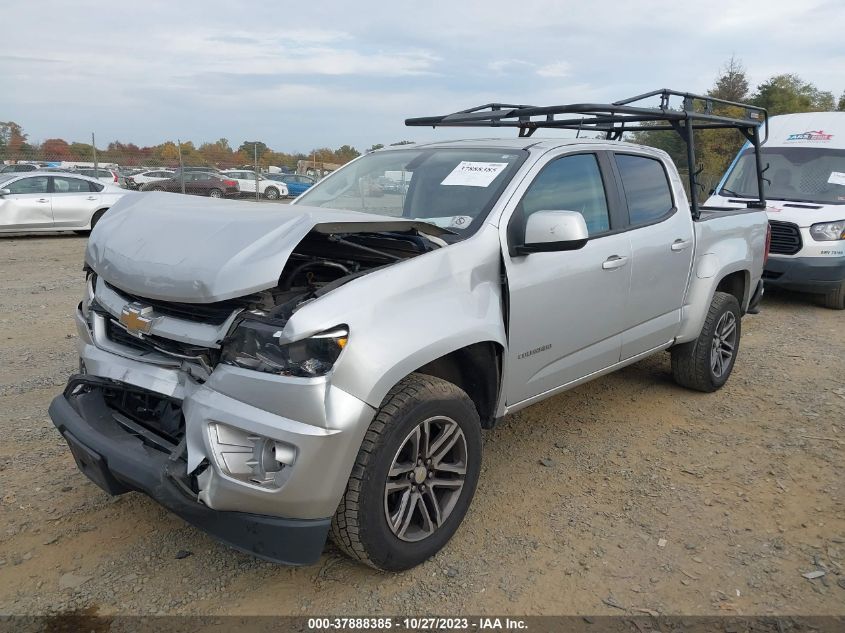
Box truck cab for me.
[706,112,845,308]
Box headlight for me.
[221,319,348,377]
[809,220,845,241]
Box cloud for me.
[535,62,571,78]
[487,59,532,74]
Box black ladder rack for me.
[405,89,768,219]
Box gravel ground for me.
[0,233,843,617]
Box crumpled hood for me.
[86,192,447,302]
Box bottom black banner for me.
[0,615,843,633]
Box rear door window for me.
[614,154,674,226]
[52,176,92,193]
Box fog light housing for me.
[208,423,296,489]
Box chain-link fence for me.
[1,135,354,200]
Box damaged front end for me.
[218,227,441,378]
[50,221,443,564]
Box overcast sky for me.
[2,0,843,153]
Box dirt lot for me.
[0,233,843,617]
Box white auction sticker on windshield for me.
[828,171,845,186]
[441,162,508,187]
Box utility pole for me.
[247,142,260,202]
[177,139,185,194]
[92,133,98,172]
[254,143,259,202]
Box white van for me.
[706,112,845,309]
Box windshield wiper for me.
[769,196,826,205]
[718,187,752,198]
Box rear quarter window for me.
[615,154,674,226]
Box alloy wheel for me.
[384,416,467,542]
[711,311,737,378]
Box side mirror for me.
[515,210,589,255]
[0,188,10,197]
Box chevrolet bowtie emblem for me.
[119,302,155,335]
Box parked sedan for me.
[0,171,126,234]
[219,170,287,199]
[124,169,175,190]
[140,172,239,198]
[74,167,121,186]
[266,173,314,197]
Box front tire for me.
[330,374,482,571]
[821,282,845,310]
[671,291,741,392]
[264,187,280,200]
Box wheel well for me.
[91,208,108,227]
[716,271,747,312]
[414,342,502,429]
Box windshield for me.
[295,148,527,235]
[720,146,845,205]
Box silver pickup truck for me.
[49,91,769,571]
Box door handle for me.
[86,196,97,201]
[671,238,692,251]
[36,198,49,203]
[602,255,629,270]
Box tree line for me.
[632,57,844,191]
[0,127,365,170]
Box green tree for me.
[332,144,360,163]
[69,142,94,161]
[751,74,835,115]
[238,141,268,161]
[838,91,845,111]
[710,56,749,102]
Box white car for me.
[74,167,121,186]
[220,170,288,200]
[124,169,175,190]
[0,171,127,233]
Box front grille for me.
[103,315,220,367]
[104,281,251,325]
[102,383,185,445]
[769,220,802,255]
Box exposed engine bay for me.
[240,227,445,321]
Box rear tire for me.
[330,374,482,571]
[208,188,223,198]
[264,187,280,200]
[671,291,741,392]
[821,282,845,310]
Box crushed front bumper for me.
[49,305,377,564]
[49,380,330,565]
